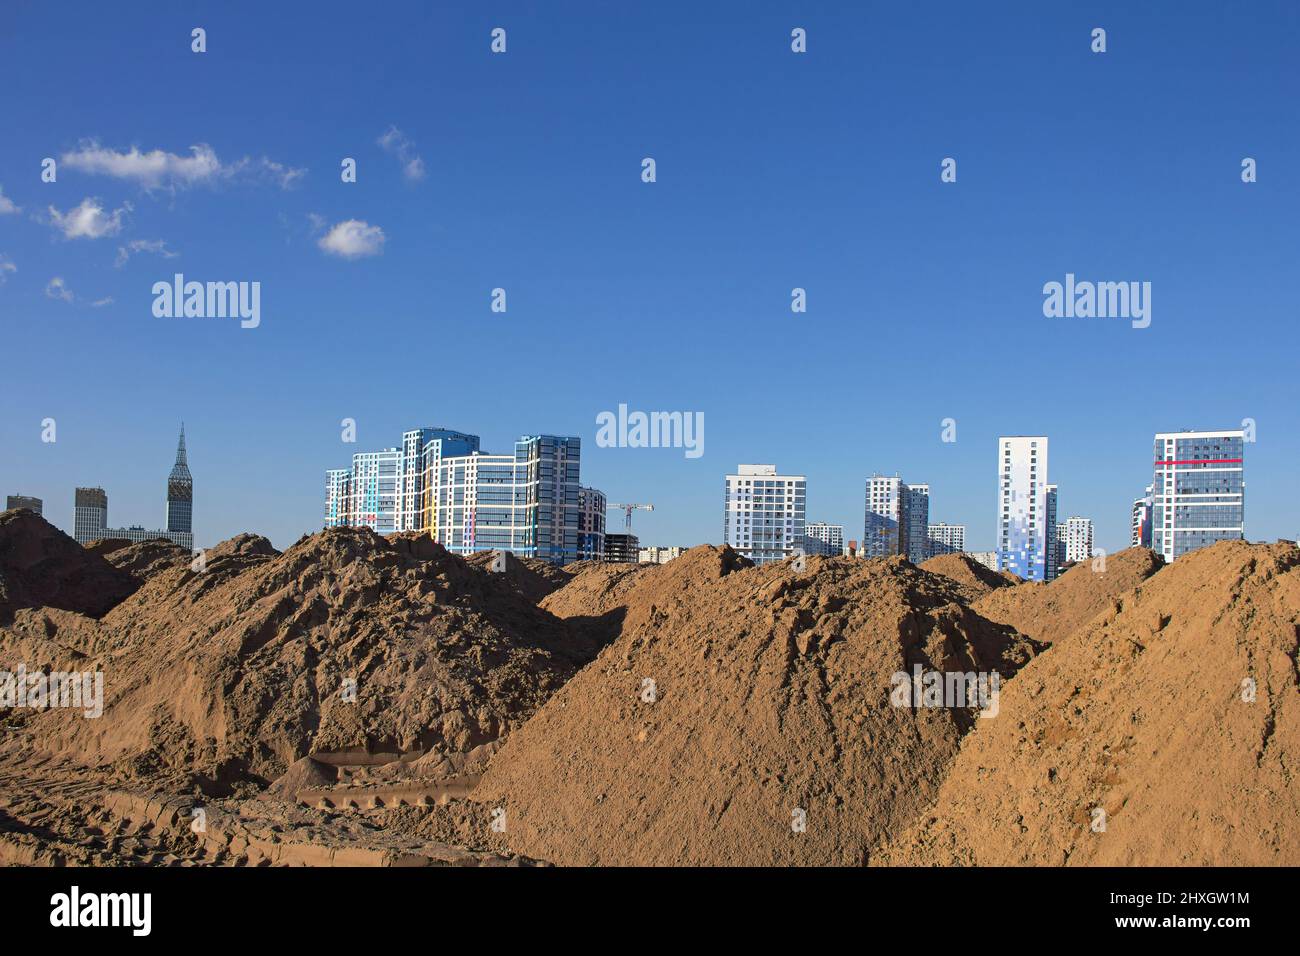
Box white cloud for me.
[115,238,178,268]
[48,197,131,240]
[377,126,426,182]
[60,141,306,191]
[0,255,15,285]
[0,187,18,215]
[318,219,385,259]
[90,297,114,308]
[45,276,75,302]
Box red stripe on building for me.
[1153,459,1243,466]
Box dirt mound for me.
[206,532,279,561]
[461,548,574,604]
[973,547,1164,645]
[267,756,338,795]
[877,541,1300,866]
[920,553,1019,601]
[0,511,138,623]
[88,539,191,580]
[18,527,605,790]
[476,548,1039,865]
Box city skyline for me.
[2,3,1296,552]
[6,419,1268,560]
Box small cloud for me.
[377,126,426,182]
[306,212,327,232]
[45,276,75,302]
[60,141,306,191]
[90,297,114,308]
[0,255,16,285]
[0,187,19,215]
[318,219,385,259]
[115,238,178,268]
[49,197,131,240]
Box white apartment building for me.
[638,546,684,564]
[348,448,401,534]
[864,475,907,558]
[723,464,807,565]
[1151,430,1246,561]
[803,522,845,557]
[996,436,1050,581]
[926,522,966,557]
[1062,516,1094,563]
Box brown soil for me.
[920,553,1020,602]
[475,547,1038,865]
[0,510,138,623]
[3,512,1296,867]
[1,519,605,793]
[87,538,192,581]
[973,547,1165,645]
[876,541,1300,866]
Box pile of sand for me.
[973,547,1164,645]
[475,547,1038,865]
[87,538,191,581]
[0,510,138,623]
[7,519,606,791]
[461,547,574,605]
[876,541,1299,866]
[920,553,1020,601]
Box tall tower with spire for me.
[167,424,193,538]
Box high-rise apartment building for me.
[5,495,42,515]
[578,486,607,561]
[997,436,1050,581]
[723,464,807,565]
[405,428,480,532]
[969,550,1000,571]
[1131,486,1153,548]
[1045,483,1060,581]
[347,448,401,534]
[325,469,351,528]
[1151,429,1245,561]
[803,522,845,557]
[73,487,108,544]
[863,475,907,559]
[326,427,584,564]
[926,522,966,557]
[1062,516,1094,563]
[424,435,582,564]
[904,483,930,564]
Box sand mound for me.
[88,539,191,580]
[0,511,138,623]
[18,527,605,790]
[267,756,338,795]
[461,548,574,605]
[973,547,1164,645]
[920,553,1019,601]
[476,548,1039,865]
[876,541,1300,866]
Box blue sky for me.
[1,1,1297,552]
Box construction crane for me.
[610,502,655,535]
